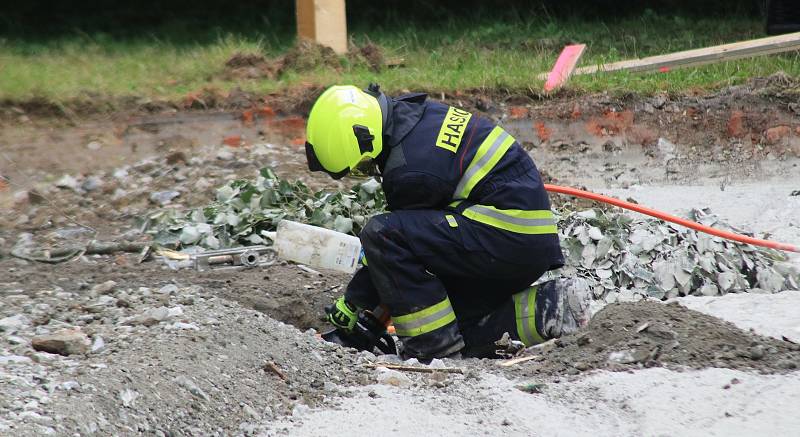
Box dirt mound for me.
[347,42,385,72]
[510,300,800,378]
[222,52,279,80]
[280,39,341,74]
[0,270,371,435]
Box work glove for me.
[322,299,397,355]
[326,297,359,332]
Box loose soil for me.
[2,83,799,435]
[499,300,800,379]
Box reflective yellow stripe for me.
[445,214,458,228]
[453,126,515,200]
[514,286,545,346]
[393,297,456,337]
[461,205,557,235]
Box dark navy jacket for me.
[377,93,564,269]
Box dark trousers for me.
[345,210,553,359]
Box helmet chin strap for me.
[365,83,392,132]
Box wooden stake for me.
[538,32,800,79]
[543,44,586,92]
[296,0,348,54]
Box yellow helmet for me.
[305,84,388,179]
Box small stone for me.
[19,411,53,425]
[652,95,667,109]
[428,358,445,369]
[608,350,637,364]
[175,375,209,400]
[765,126,791,145]
[0,355,33,365]
[149,191,181,206]
[81,176,104,192]
[376,367,412,387]
[292,404,311,418]
[119,388,139,407]
[573,361,591,371]
[157,284,179,295]
[6,335,27,345]
[749,345,765,360]
[61,381,80,391]
[55,174,80,191]
[31,329,90,356]
[656,137,676,156]
[91,280,117,295]
[602,140,620,152]
[94,295,117,306]
[0,314,29,332]
[167,322,199,331]
[91,336,105,353]
[125,306,174,326]
[216,149,235,161]
[243,404,260,419]
[86,141,102,150]
[167,306,184,318]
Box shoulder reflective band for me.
[392,297,456,337]
[514,286,546,346]
[462,205,557,234]
[453,126,515,200]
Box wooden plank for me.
[537,31,800,79]
[296,0,317,42]
[543,44,586,92]
[295,0,348,54]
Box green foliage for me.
[142,168,799,299]
[141,168,386,249]
[556,208,799,299]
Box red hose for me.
[544,184,798,253]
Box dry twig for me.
[498,355,540,367]
[11,240,151,264]
[263,361,288,380]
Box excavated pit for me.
[1,86,799,435]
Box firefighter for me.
[305,84,591,360]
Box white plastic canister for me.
[274,220,362,273]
